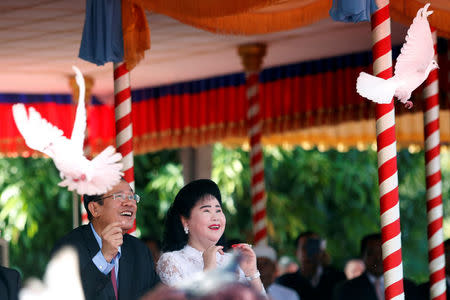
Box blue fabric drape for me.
[329,0,378,23]
[78,0,124,65]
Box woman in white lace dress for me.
[156,179,265,294]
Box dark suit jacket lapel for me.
[81,224,101,260]
[118,238,133,300]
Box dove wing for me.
[70,66,87,152]
[58,146,123,195]
[87,146,123,193]
[12,104,68,157]
[394,6,434,78]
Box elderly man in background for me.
[254,245,299,300]
[333,233,418,300]
[276,231,345,300]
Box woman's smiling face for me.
[182,194,226,250]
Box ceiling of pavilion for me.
[0,0,411,103]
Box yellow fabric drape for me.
[140,0,281,18]
[122,0,331,69]
[122,0,450,69]
[122,0,150,70]
[163,0,331,35]
[221,111,450,151]
[390,0,450,39]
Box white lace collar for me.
[183,244,204,255]
[157,243,246,287]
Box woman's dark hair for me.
[162,179,226,252]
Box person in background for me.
[254,245,299,300]
[0,265,21,300]
[277,256,299,276]
[333,233,418,300]
[344,258,365,280]
[276,231,345,300]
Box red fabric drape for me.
[1,43,448,156]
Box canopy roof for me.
[123,0,450,68]
[0,1,409,98]
[0,0,449,155]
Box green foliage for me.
[134,150,182,241]
[0,157,72,280]
[211,144,252,241]
[213,145,448,283]
[1,145,448,285]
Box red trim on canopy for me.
[1,43,449,156]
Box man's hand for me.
[100,222,124,262]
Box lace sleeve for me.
[156,252,185,287]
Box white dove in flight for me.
[20,247,85,300]
[12,66,123,195]
[356,3,439,109]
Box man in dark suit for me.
[0,265,21,300]
[418,238,450,299]
[333,233,418,300]
[52,178,160,300]
[276,231,346,300]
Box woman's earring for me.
[184,227,189,234]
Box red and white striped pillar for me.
[423,27,446,300]
[114,62,136,235]
[371,1,405,299]
[238,43,267,246]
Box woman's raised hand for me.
[232,243,258,276]
[202,245,224,271]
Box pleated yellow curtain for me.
[221,111,450,151]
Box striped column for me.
[371,1,405,299]
[238,44,267,246]
[114,62,136,235]
[81,198,89,225]
[423,27,446,300]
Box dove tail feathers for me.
[356,72,396,104]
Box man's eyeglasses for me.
[100,193,141,204]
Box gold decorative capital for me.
[238,43,267,72]
[68,74,94,106]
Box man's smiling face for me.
[93,179,137,234]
